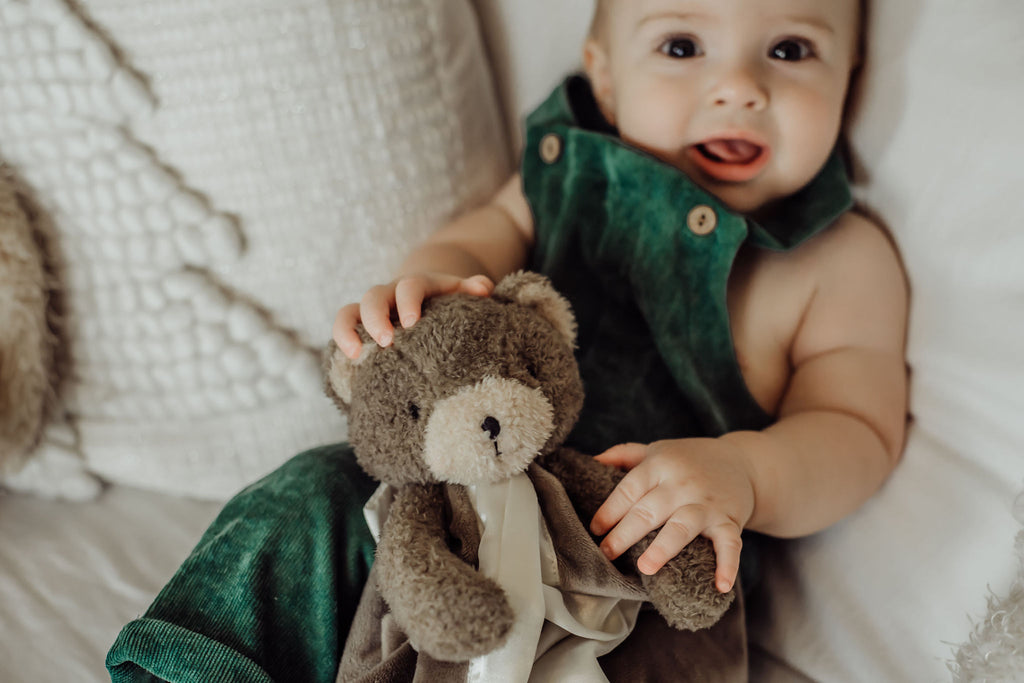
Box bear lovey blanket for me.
[337,458,747,683]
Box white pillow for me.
[471,0,591,151]
[747,0,1024,679]
[0,0,510,499]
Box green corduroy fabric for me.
[106,444,378,683]
[523,75,852,453]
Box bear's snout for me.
[422,376,554,485]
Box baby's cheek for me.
[615,86,692,162]
[778,93,842,185]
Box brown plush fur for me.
[0,167,55,474]
[325,272,732,663]
[539,447,733,630]
[325,274,584,486]
[375,484,515,660]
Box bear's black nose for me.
[481,416,501,440]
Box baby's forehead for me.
[600,0,862,59]
[607,0,860,32]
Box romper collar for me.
[529,75,853,251]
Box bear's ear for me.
[322,336,375,412]
[493,271,577,347]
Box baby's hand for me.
[332,273,493,359]
[590,438,756,594]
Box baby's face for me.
[585,0,860,213]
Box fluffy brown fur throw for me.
[950,489,1024,680]
[0,167,55,475]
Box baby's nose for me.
[710,69,768,111]
[481,416,501,440]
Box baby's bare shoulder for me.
[765,208,894,276]
[729,210,907,413]
[790,209,908,358]
[803,210,903,274]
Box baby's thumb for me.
[594,443,647,470]
[459,274,494,296]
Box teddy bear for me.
[323,271,733,674]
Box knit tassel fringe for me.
[950,487,1024,681]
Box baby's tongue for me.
[702,139,761,164]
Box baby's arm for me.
[591,212,908,592]
[332,174,534,359]
[725,213,908,536]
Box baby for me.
[108,0,908,680]
[334,0,907,599]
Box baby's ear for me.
[583,37,616,126]
[493,271,577,347]
[322,333,374,412]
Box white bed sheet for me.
[0,485,222,683]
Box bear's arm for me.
[536,448,624,522]
[539,448,733,631]
[374,483,514,661]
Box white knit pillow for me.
[0,0,510,499]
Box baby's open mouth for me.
[688,137,770,183]
[697,140,762,165]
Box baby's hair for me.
[855,0,870,65]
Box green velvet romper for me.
[106,76,852,683]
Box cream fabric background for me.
[0,0,510,499]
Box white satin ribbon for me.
[364,476,641,682]
[466,474,641,683]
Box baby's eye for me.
[770,38,815,62]
[659,36,702,59]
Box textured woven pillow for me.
[0,0,509,499]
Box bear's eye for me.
[407,403,420,420]
[525,362,539,379]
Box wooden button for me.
[687,205,717,235]
[540,133,562,164]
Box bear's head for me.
[324,272,583,487]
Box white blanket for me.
[0,486,221,683]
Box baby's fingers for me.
[597,488,675,562]
[636,505,706,575]
[457,274,495,296]
[394,278,431,329]
[705,522,743,593]
[333,303,364,359]
[594,442,648,470]
[591,462,655,536]
[394,274,494,329]
[360,284,398,348]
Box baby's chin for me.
[683,171,787,215]
[647,150,793,215]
